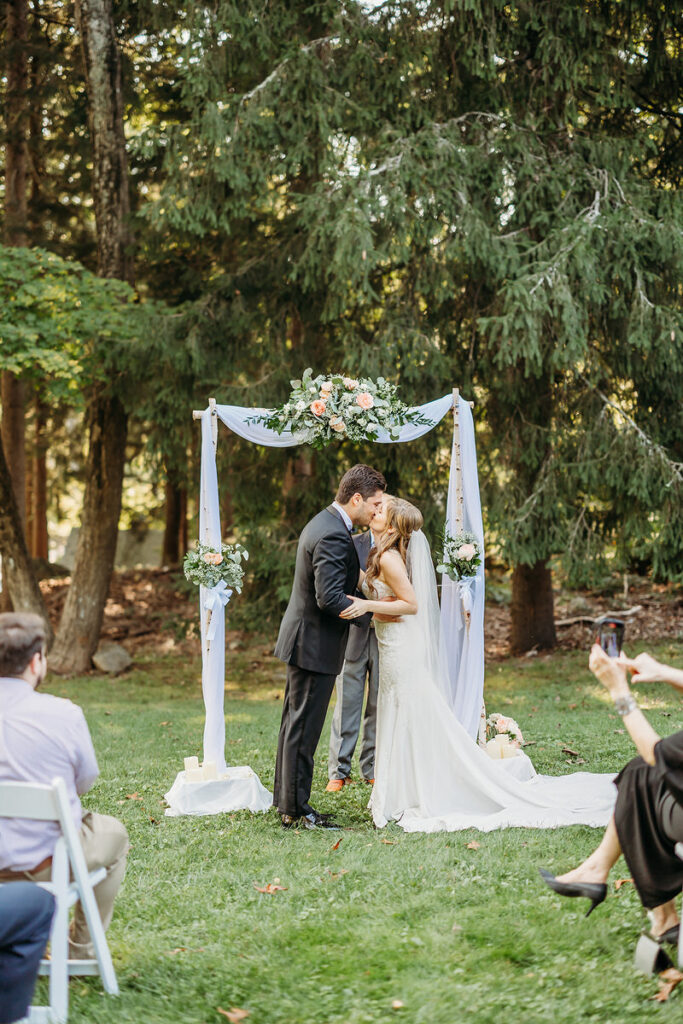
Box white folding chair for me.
[0,777,118,1023]
[634,841,683,975]
[675,841,683,969]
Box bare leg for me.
[555,816,621,885]
[650,900,680,937]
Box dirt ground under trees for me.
[40,568,683,667]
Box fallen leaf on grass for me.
[217,1008,250,1022]
[466,841,481,850]
[614,878,633,891]
[254,882,287,894]
[159,721,170,726]
[565,758,586,765]
[381,839,396,845]
[166,947,205,955]
[330,837,342,851]
[561,747,580,757]
[391,1000,404,1010]
[125,792,143,800]
[327,868,349,880]
[652,968,683,1002]
[568,703,577,710]
[452,923,463,932]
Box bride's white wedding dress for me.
[364,534,616,833]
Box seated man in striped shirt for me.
[0,613,128,959]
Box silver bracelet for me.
[614,694,639,717]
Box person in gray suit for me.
[327,528,379,788]
[273,464,386,829]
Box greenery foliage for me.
[1,1,681,621]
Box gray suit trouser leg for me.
[327,629,379,782]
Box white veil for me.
[404,530,452,702]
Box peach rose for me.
[310,399,327,417]
[343,377,359,390]
[320,381,334,395]
[329,416,346,433]
[202,551,223,565]
[456,543,476,560]
[356,392,374,410]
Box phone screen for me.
[596,618,625,658]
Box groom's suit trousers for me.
[328,627,379,782]
[273,665,337,817]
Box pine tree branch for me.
[239,36,335,108]
[582,377,683,487]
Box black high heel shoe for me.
[539,868,607,917]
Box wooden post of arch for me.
[192,398,219,653]
[192,397,218,451]
[452,387,464,534]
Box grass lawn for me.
[36,640,683,1023]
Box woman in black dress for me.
[541,648,683,942]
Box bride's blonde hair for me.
[365,496,424,591]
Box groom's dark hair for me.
[336,464,386,504]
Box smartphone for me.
[595,617,625,658]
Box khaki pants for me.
[0,811,129,958]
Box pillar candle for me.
[184,756,199,772]
[186,767,204,783]
[202,760,218,780]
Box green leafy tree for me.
[141,1,681,647]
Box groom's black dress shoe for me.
[308,807,335,822]
[280,811,340,830]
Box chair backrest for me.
[0,779,62,822]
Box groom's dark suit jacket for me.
[274,506,362,676]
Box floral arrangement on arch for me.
[485,713,525,748]
[183,542,249,591]
[252,369,432,448]
[436,528,482,581]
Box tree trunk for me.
[1,374,28,612]
[1,0,30,611]
[5,0,29,248]
[178,487,188,558]
[50,396,127,673]
[0,439,52,638]
[32,394,49,560]
[51,0,133,673]
[510,560,557,653]
[162,480,182,566]
[74,0,133,283]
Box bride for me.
[340,495,616,833]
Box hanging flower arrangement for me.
[183,542,249,591]
[436,528,482,581]
[252,369,432,448]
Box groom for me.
[273,464,386,829]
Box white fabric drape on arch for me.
[440,400,486,738]
[197,391,484,778]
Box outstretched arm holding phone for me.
[540,646,683,943]
[589,644,662,767]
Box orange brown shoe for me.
[325,779,345,792]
